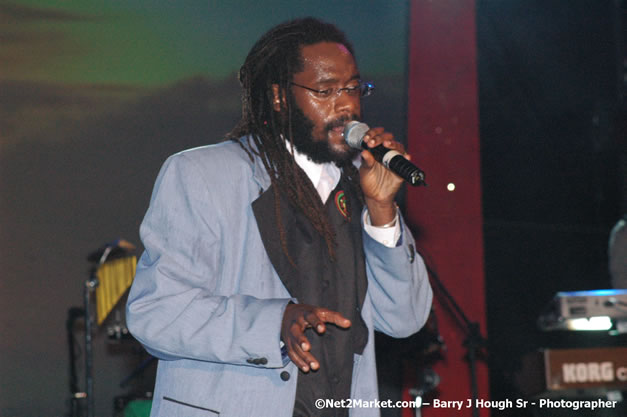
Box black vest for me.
[252,172,369,416]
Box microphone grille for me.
[343,121,369,149]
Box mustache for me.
[324,114,359,132]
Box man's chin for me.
[295,143,357,165]
[329,143,359,163]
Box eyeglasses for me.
[290,80,375,99]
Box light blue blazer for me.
[126,137,433,417]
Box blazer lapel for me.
[252,185,301,298]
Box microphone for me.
[343,121,427,186]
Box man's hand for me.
[281,303,351,373]
[359,127,409,225]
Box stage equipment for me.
[96,255,137,326]
[521,289,627,416]
[409,366,440,417]
[66,307,86,417]
[538,289,627,332]
[518,347,627,394]
[415,263,487,417]
[84,239,137,417]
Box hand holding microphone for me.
[344,121,427,186]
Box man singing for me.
[127,17,432,417]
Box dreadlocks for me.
[227,17,362,262]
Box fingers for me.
[357,126,411,204]
[281,304,352,373]
[303,310,326,334]
[362,127,405,154]
[360,127,407,170]
[360,148,376,168]
[317,309,351,329]
[284,314,317,372]
[285,324,319,372]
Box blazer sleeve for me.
[362,213,433,338]
[126,153,290,368]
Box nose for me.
[334,90,360,116]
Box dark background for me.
[477,0,626,415]
[1,1,626,416]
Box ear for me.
[271,84,286,112]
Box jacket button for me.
[246,358,254,364]
[280,371,290,381]
[259,357,268,365]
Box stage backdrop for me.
[406,1,489,416]
[0,1,411,416]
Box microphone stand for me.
[84,244,118,417]
[424,263,487,417]
[409,367,440,417]
[84,266,99,417]
[66,307,86,417]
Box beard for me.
[287,95,360,165]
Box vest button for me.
[280,371,290,381]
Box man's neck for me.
[285,138,341,203]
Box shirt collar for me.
[285,139,341,203]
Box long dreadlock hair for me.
[227,17,363,263]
